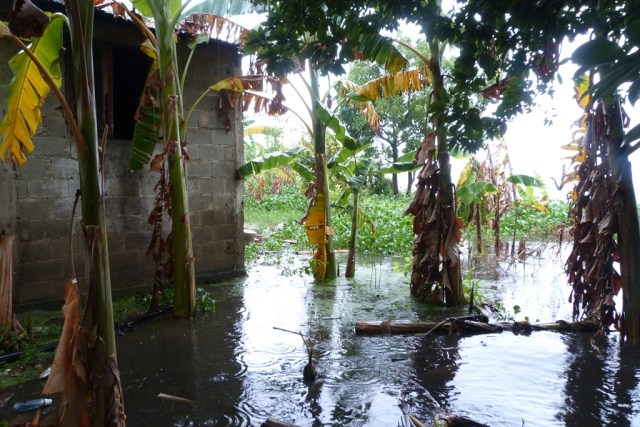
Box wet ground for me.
[3,247,640,426]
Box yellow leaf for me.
[355,65,431,101]
[140,39,157,59]
[574,74,591,110]
[0,15,63,166]
[305,192,326,244]
[0,22,10,38]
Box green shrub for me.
[500,199,570,241]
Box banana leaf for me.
[506,174,544,187]
[0,15,63,166]
[377,150,421,174]
[129,50,161,171]
[238,145,311,177]
[457,181,498,206]
[357,33,409,74]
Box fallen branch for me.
[157,393,194,404]
[261,416,301,427]
[273,327,316,380]
[355,319,599,335]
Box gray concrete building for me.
[0,2,245,303]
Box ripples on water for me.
[16,249,638,426]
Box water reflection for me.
[5,252,640,426]
[559,333,640,426]
[116,282,246,426]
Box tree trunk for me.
[154,5,196,317]
[345,191,360,278]
[408,36,463,306]
[493,192,501,256]
[391,144,399,195]
[310,66,336,281]
[475,202,483,254]
[406,170,413,194]
[63,1,124,423]
[354,319,599,335]
[0,233,15,325]
[438,150,464,305]
[604,96,640,344]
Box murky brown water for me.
[4,247,640,426]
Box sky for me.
[501,47,640,201]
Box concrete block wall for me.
[0,9,245,303]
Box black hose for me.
[0,305,174,364]
[0,341,59,364]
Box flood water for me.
[6,246,640,426]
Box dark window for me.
[95,44,151,140]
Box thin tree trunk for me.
[0,233,15,325]
[475,202,482,254]
[345,191,360,278]
[511,204,518,258]
[604,96,640,344]
[493,192,501,256]
[406,170,413,194]
[391,144,399,195]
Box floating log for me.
[261,416,301,427]
[355,319,599,335]
[409,412,489,427]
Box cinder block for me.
[17,199,52,221]
[186,128,213,147]
[213,224,237,241]
[16,279,64,303]
[15,158,52,179]
[211,162,237,178]
[192,226,214,243]
[197,177,226,195]
[27,179,71,199]
[31,137,73,157]
[189,194,214,211]
[17,240,50,262]
[197,111,219,129]
[20,259,66,283]
[27,219,70,241]
[187,160,212,178]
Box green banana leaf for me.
[357,33,409,74]
[129,56,161,171]
[347,158,374,193]
[507,174,544,187]
[132,0,183,20]
[457,181,498,205]
[238,145,312,178]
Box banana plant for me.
[0,1,124,424]
[119,0,253,315]
[239,103,415,279]
[242,4,410,281]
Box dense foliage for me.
[245,185,571,259]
